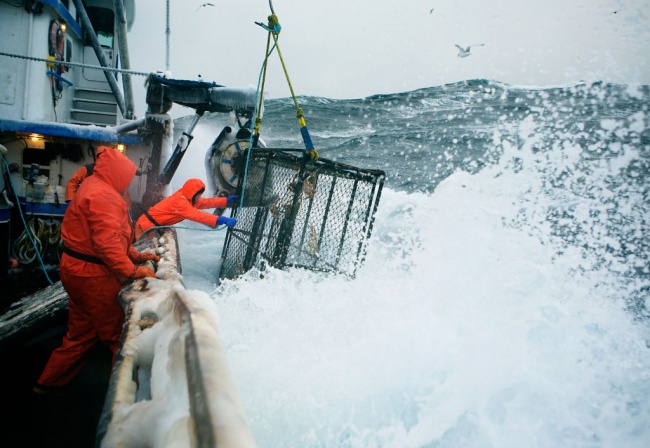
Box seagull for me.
[455,43,485,58]
[430,8,434,14]
[197,2,214,10]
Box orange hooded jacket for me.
[134,178,227,238]
[65,146,133,209]
[61,147,141,278]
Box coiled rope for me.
[11,217,62,265]
[2,157,55,284]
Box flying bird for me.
[455,43,485,58]
[197,2,215,10]
[430,8,434,14]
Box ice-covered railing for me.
[96,229,256,448]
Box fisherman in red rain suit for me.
[34,147,159,395]
[66,145,133,214]
[65,146,104,202]
[134,178,238,239]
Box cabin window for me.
[82,7,115,50]
[21,149,51,183]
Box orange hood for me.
[181,178,206,201]
[93,147,136,194]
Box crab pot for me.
[219,149,385,280]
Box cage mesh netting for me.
[219,149,385,280]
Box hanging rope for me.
[255,13,319,162]
[237,7,320,216]
[252,24,274,148]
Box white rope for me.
[0,51,151,76]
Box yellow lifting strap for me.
[255,14,318,162]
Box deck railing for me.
[96,229,256,448]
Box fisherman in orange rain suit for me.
[134,178,238,240]
[66,145,133,217]
[34,147,159,395]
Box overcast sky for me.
[128,0,649,105]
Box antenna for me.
[165,0,170,71]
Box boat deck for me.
[0,267,60,305]
[0,311,111,447]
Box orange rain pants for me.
[36,271,124,387]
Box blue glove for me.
[216,216,237,228]
[226,195,239,207]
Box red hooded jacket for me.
[65,146,133,208]
[135,178,226,237]
[65,146,106,202]
[61,147,140,278]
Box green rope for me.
[263,14,319,161]
[253,26,273,139]
[141,224,228,239]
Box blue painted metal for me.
[19,198,68,217]
[0,119,143,145]
[40,0,83,39]
[0,206,10,224]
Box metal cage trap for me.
[219,149,385,280]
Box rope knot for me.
[307,149,319,162]
[267,14,281,34]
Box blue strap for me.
[300,126,314,150]
[256,22,282,33]
[46,70,73,86]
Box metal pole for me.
[113,0,134,119]
[70,0,127,116]
[166,0,170,72]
